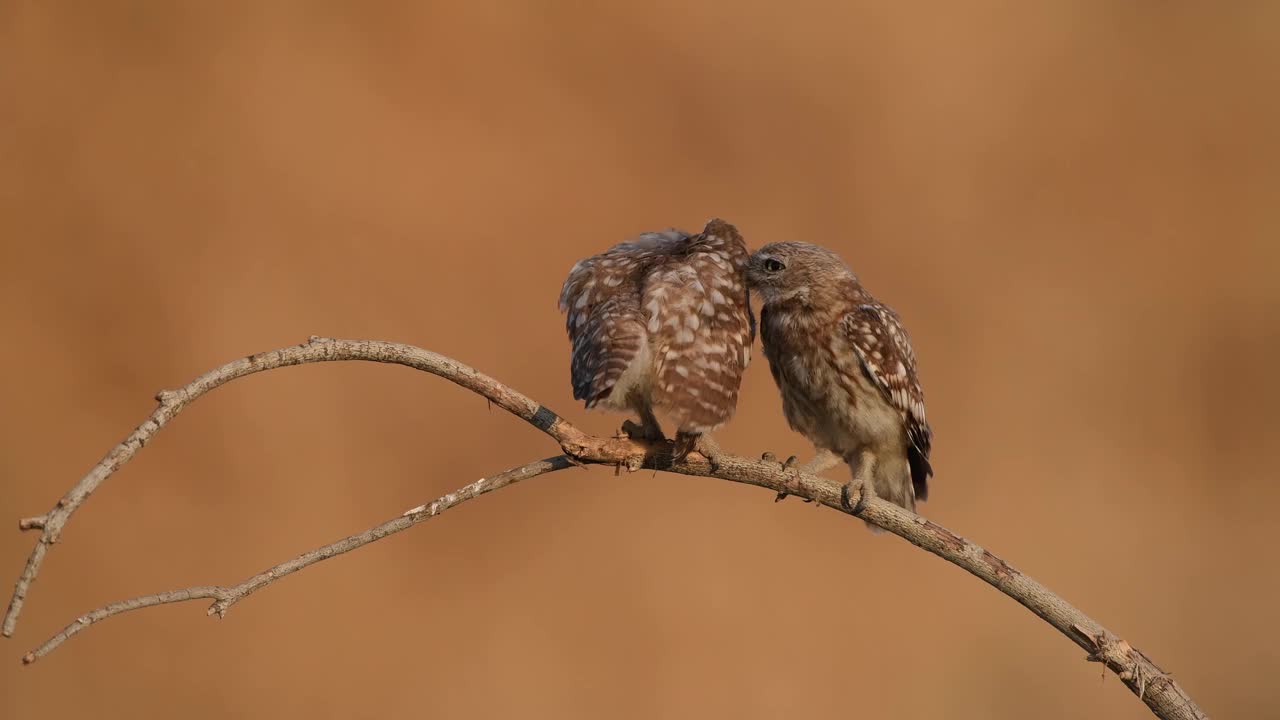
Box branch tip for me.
[18,516,46,531]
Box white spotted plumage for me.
[747,242,933,513]
[558,219,755,441]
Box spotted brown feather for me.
[558,220,755,439]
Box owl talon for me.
[761,451,785,501]
[674,433,721,472]
[671,433,693,464]
[772,454,802,501]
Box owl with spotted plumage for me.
[746,242,933,517]
[558,219,755,461]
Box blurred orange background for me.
[3,3,1278,718]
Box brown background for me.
[3,3,1278,718]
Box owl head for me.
[746,241,855,305]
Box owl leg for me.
[673,432,722,472]
[761,452,794,501]
[621,405,666,442]
[799,448,841,475]
[840,449,878,514]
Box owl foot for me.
[620,419,666,442]
[766,454,804,502]
[759,451,796,471]
[674,433,721,472]
[840,481,871,514]
[842,450,877,514]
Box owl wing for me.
[840,303,933,499]
[559,231,687,406]
[643,223,754,434]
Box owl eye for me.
[763,258,785,273]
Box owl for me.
[558,219,755,462]
[746,242,932,514]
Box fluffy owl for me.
[746,242,932,514]
[558,219,755,461]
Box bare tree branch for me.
[21,456,573,664]
[4,337,1207,720]
[3,336,581,640]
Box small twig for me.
[5,337,1208,720]
[23,456,572,664]
[17,517,46,532]
[3,336,579,640]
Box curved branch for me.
[5,338,1207,720]
[3,336,583,639]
